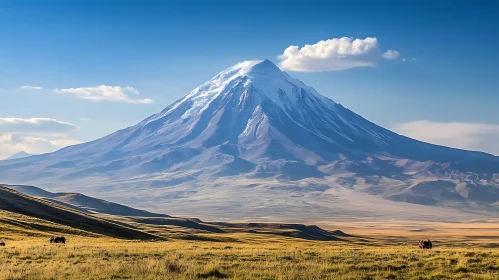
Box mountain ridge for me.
[4,151,32,160]
[5,184,169,217]
[0,185,158,239]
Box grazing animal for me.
[0,241,5,246]
[50,236,66,244]
[419,239,432,249]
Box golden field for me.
[1,232,499,280]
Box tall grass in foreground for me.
[1,237,498,279]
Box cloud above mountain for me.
[278,37,400,72]
[0,117,81,159]
[393,120,499,155]
[0,133,82,159]
[54,85,153,104]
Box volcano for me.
[2,60,498,221]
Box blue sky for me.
[1,0,498,158]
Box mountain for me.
[5,184,169,217]
[4,151,32,160]
[1,60,498,222]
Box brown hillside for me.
[0,185,158,240]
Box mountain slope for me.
[0,185,158,239]
[6,184,169,217]
[0,60,498,221]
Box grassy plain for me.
[2,229,499,280]
[1,185,499,280]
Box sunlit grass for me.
[1,235,498,280]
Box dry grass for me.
[2,186,499,279]
[1,234,499,280]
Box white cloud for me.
[393,120,499,155]
[20,85,44,90]
[402,58,407,62]
[55,85,153,104]
[0,117,82,159]
[0,117,78,134]
[381,50,400,60]
[0,133,82,159]
[277,37,400,72]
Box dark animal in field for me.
[0,241,5,246]
[419,239,432,249]
[50,236,66,244]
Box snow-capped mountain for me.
[1,60,498,221]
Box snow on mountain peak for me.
[220,59,281,77]
[156,59,334,121]
[213,59,324,99]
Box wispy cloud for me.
[393,120,499,155]
[0,133,82,159]
[278,37,401,72]
[54,85,153,104]
[20,85,45,90]
[0,117,78,134]
[0,117,82,159]
[381,50,400,60]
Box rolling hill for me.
[0,185,158,240]
[5,184,169,217]
[0,184,344,241]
